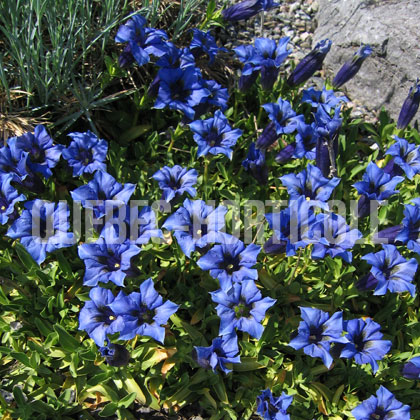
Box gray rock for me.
[313,0,420,124]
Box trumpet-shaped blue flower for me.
[353,163,404,217]
[361,244,417,296]
[62,131,108,177]
[265,197,321,257]
[152,165,197,203]
[109,278,179,343]
[242,142,268,185]
[235,37,291,90]
[190,29,226,64]
[102,205,162,246]
[222,0,278,22]
[351,386,410,420]
[197,238,260,290]
[7,200,74,264]
[260,99,303,142]
[99,342,130,367]
[193,333,241,374]
[340,318,391,373]
[155,43,195,69]
[402,356,420,379]
[287,39,332,86]
[210,280,276,339]
[289,307,348,368]
[397,79,420,129]
[154,67,210,119]
[256,389,293,420]
[189,110,242,159]
[314,105,342,177]
[163,199,227,257]
[385,136,420,180]
[311,212,362,263]
[115,15,168,67]
[395,199,420,254]
[78,238,141,287]
[293,121,318,160]
[192,79,230,118]
[301,87,348,112]
[0,173,25,225]
[332,45,373,89]
[70,171,135,220]
[257,122,280,152]
[0,142,31,184]
[79,287,124,346]
[280,163,340,202]
[11,125,63,179]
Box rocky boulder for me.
[312,0,420,124]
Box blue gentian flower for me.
[190,29,227,64]
[397,79,420,129]
[197,238,260,290]
[234,44,260,91]
[314,105,342,177]
[353,162,405,200]
[361,244,417,296]
[0,173,26,225]
[235,37,291,90]
[62,131,108,177]
[100,206,162,247]
[257,122,280,152]
[71,171,135,221]
[280,163,340,202]
[301,87,348,112]
[293,121,318,160]
[0,142,29,182]
[193,333,241,374]
[402,356,420,379]
[78,287,124,346]
[210,280,276,339]
[256,389,293,420]
[115,15,168,67]
[78,238,141,287]
[340,318,391,373]
[189,110,242,159]
[288,307,348,368]
[109,278,179,343]
[12,125,62,179]
[260,98,303,143]
[154,67,210,119]
[385,136,420,180]
[242,142,268,185]
[99,342,130,367]
[353,162,404,218]
[163,198,227,257]
[193,79,230,118]
[351,386,410,420]
[395,199,420,254]
[287,39,332,86]
[155,43,195,69]
[265,197,322,256]
[152,165,198,203]
[222,0,278,22]
[332,45,373,89]
[7,200,74,264]
[311,212,362,263]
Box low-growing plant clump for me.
[1,1,420,419]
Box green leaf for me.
[53,324,80,352]
[118,392,137,408]
[15,243,36,270]
[11,352,32,368]
[99,402,118,417]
